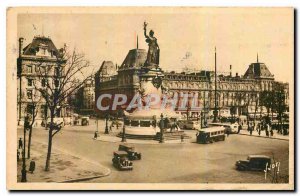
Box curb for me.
[238,133,289,141]
[94,136,190,145]
[58,169,111,183]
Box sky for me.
[17,7,293,82]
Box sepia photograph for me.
[6,7,294,190]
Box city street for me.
[18,119,289,183]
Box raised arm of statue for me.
[144,21,149,38]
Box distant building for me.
[17,36,67,126]
[74,76,95,115]
[95,48,289,120]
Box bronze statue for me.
[143,21,160,68]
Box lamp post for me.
[21,115,29,182]
[159,113,165,143]
[104,114,109,134]
[200,111,203,129]
[121,114,127,142]
[213,47,218,123]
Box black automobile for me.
[118,144,142,160]
[112,151,133,171]
[236,155,271,171]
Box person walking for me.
[266,124,270,137]
[226,129,230,137]
[94,131,98,139]
[18,138,23,149]
[270,123,274,137]
[249,124,253,136]
[29,159,36,174]
[17,150,20,162]
[237,123,242,134]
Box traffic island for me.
[17,142,110,183]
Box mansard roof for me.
[23,36,61,57]
[243,62,274,79]
[119,49,147,69]
[98,61,117,76]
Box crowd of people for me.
[237,119,288,137]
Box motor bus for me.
[196,126,226,144]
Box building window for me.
[55,67,60,76]
[27,90,32,99]
[27,79,33,87]
[27,104,34,115]
[42,79,47,87]
[27,65,33,73]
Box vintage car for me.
[178,120,200,130]
[81,116,90,126]
[112,151,133,171]
[208,122,239,134]
[235,155,271,171]
[118,144,142,160]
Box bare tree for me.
[26,90,42,159]
[34,46,91,171]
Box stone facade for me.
[95,48,289,120]
[17,36,67,127]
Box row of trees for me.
[228,84,288,132]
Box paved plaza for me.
[17,119,290,183]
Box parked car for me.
[235,155,271,171]
[81,116,90,126]
[47,117,64,127]
[112,151,133,171]
[118,144,142,160]
[178,120,200,130]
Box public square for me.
[17,119,289,184]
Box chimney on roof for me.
[230,65,232,77]
[257,53,259,63]
[136,35,139,49]
[236,72,238,77]
[18,37,24,57]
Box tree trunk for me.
[45,115,54,171]
[27,127,32,159]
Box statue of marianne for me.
[143,21,160,68]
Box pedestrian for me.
[18,138,23,149]
[17,150,20,162]
[238,123,242,134]
[29,159,36,174]
[109,122,113,132]
[94,131,98,139]
[249,124,253,136]
[258,124,261,136]
[226,129,230,137]
[270,123,274,137]
[266,124,269,137]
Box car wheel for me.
[239,166,246,171]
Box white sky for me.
[17,8,293,82]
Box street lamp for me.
[159,113,165,143]
[21,115,30,182]
[121,114,127,142]
[200,111,203,129]
[104,113,109,134]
